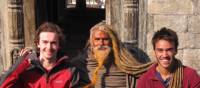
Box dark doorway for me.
[35,0,105,57]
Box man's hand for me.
[19,48,33,57]
[19,48,38,64]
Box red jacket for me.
[0,55,84,88]
[137,64,200,88]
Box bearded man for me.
[71,21,153,88]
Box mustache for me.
[92,45,111,63]
[94,45,111,50]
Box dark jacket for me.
[0,54,83,88]
[137,64,200,88]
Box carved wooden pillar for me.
[0,11,4,72]
[138,0,147,51]
[105,0,111,25]
[121,0,138,46]
[23,0,36,48]
[5,0,25,68]
[107,0,139,47]
[107,0,123,37]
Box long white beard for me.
[93,46,111,66]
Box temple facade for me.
[0,0,199,74]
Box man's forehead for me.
[155,39,175,48]
[93,30,109,37]
[39,32,59,40]
[39,32,58,37]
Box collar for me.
[29,55,69,71]
[147,63,160,81]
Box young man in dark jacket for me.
[0,22,84,88]
[137,27,200,88]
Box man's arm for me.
[136,78,146,88]
[70,66,90,88]
[69,51,91,87]
[0,56,31,88]
[188,70,200,88]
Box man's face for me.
[92,30,112,64]
[92,30,111,48]
[154,39,177,69]
[37,32,60,60]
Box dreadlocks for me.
[84,21,153,88]
[168,58,183,88]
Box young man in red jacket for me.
[0,22,85,88]
[137,27,200,88]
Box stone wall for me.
[146,0,200,74]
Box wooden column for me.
[4,0,25,68]
[107,0,138,46]
[105,0,111,25]
[23,0,36,48]
[107,0,123,37]
[138,0,147,51]
[121,0,138,46]
[0,9,4,72]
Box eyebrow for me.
[155,48,174,51]
[94,37,110,40]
